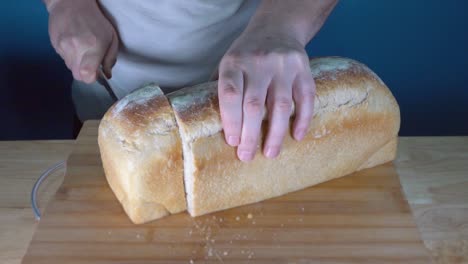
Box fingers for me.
[292,71,316,141]
[218,60,313,161]
[102,31,118,79]
[218,65,244,147]
[47,0,118,83]
[54,36,74,73]
[217,36,314,161]
[263,76,294,158]
[56,34,111,84]
[57,37,85,81]
[237,74,271,162]
[79,51,104,84]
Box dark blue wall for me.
[307,1,468,136]
[1,1,74,140]
[1,1,467,139]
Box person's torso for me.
[99,0,259,97]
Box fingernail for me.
[295,130,306,141]
[238,150,254,162]
[227,136,240,146]
[265,147,279,159]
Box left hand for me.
[217,31,316,162]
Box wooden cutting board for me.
[22,121,430,264]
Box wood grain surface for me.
[20,121,430,263]
[0,140,73,264]
[396,137,468,264]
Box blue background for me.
[1,1,467,139]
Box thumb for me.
[79,48,106,84]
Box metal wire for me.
[31,161,66,221]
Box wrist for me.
[43,0,96,13]
[243,19,309,47]
[244,13,314,47]
[244,0,338,47]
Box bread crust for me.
[168,57,400,217]
[99,57,401,222]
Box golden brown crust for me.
[168,57,399,142]
[98,84,186,224]
[100,57,401,222]
[187,111,398,216]
[358,138,398,171]
[169,57,401,217]
[169,82,219,124]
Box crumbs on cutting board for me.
[241,249,255,259]
[188,213,262,262]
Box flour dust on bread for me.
[99,57,401,223]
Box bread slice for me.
[168,57,400,217]
[98,84,186,224]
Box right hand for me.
[46,0,119,83]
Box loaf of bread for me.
[98,57,400,224]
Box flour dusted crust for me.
[168,57,400,217]
[98,84,186,224]
[99,57,401,222]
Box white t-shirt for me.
[99,0,260,97]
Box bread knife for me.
[97,66,119,102]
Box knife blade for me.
[97,66,118,102]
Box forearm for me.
[245,0,338,46]
[42,0,95,12]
